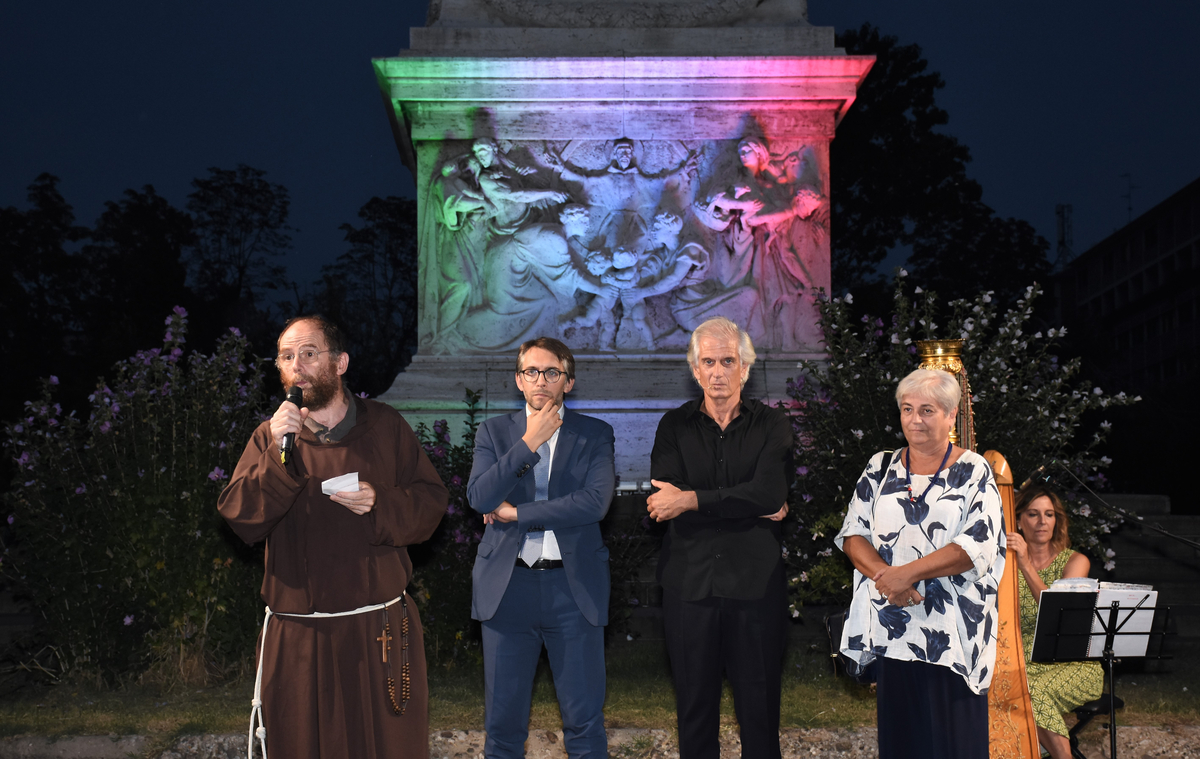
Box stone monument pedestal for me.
[373,0,872,481]
[378,352,813,483]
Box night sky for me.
[4,1,1199,289]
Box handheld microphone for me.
[281,386,303,464]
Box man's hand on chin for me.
[646,479,698,522]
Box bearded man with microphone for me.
[647,316,794,759]
[218,315,448,759]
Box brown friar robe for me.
[219,397,448,759]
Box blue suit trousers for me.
[481,565,607,759]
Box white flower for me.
[1034,331,1043,339]
[844,293,854,304]
[1079,504,1091,517]
[890,334,900,344]
[1101,456,1112,465]
[1104,560,1116,571]
[1000,384,1008,393]
[914,286,923,294]
[1100,421,1112,430]
[1093,387,1103,395]
[852,429,864,439]
[898,268,908,278]
[1105,548,1116,558]
[982,293,992,303]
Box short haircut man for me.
[467,337,616,759]
[218,315,448,758]
[647,317,796,759]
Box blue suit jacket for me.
[467,408,616,626]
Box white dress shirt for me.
[524,403,565,560]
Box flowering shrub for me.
[784,278,1137,615]
[1,308,270,683]
[409,391,484,667]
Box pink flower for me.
[173,305,188,317]
[123,614,135,626]
[207,467,227,482]
[99,422,111,434]
[49,376,59,385]
[75,484,86,494]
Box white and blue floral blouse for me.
[834,449,1006,695]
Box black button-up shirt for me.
[651,397,795,601]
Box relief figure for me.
[424,139,568,351]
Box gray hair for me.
[895,369,960,415]
[687,317,756,386]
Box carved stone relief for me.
[419,132,829,355]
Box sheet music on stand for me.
[1088,583,1157,657]
[1030,580,1169,759]
[1030,579,1158,662]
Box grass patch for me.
[0,680,251,740]
[1106,652,1200,725]
[2,638,1196,741]
[428,638,877,732]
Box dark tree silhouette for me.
[310,196,419,397]
[0,174,88,420]
[185,164,294,356]
[186,164,291,308]
[833,24,1050,304]
[80,185,196,361]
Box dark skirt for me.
[876,657,988,759]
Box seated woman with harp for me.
[1007,483,1104,759]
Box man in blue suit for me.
[468,336,616,759]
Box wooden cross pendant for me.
[377,624,393,663]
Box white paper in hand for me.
[321,472,360,496]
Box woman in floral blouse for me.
[835,369,1006,759]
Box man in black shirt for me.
[647,316,794,759]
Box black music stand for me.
[1031,591,1171,759]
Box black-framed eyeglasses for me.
[518,368,566,384]
[276,349,333,367]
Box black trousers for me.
[661,583,787,759]
[875,657,989,759]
